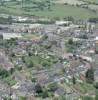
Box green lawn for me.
[0,3,97,20]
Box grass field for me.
[30,4,97,20]
[0,4,97,20]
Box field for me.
[0,3,97,20]
[28,4,97,20]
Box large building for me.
[1,33,22,40]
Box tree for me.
[38,2,45,11]
[19,96,27,100]
[27,61,34,68]
[46,0,51,10]
[21,0,26,8]
[0,34,3,39]
[95,91,98,100]
[48,82,58,92]
[35,83,43,93]
[42,89,48,98]
[23,0,32,4]
[3,97,12,100]
[31,78,36,83]
[72,76,76,84]
[82,34,88,39]
[68,38,73,45]
[22,56,25,63]
[42,35,48,40]
[67,16,74,22]
[41,61,50,67]
[10,68,15,75]
[94,82,98,89]
[85,68,94,84]
[11,0,17,2]
[0,0,4,6]
[82,96,93,100]
[0,68,9,78]
[89,17,98,23]
[8,16,13,24]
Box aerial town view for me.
[0,0,98,100]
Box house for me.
[55,21,72,26]
[33,71,54,86]
[94,70,98,82]
[80,55,93,62]
[43,25,58,34]
[95,36,98,53]
[0,51,14,70]
[0,83,11,99]
[54,87,65,97]
[66,92,79,100]
[52,63,64,74]
[13,72,26,82]
[12,47,27,57]
[11,80,35,97]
